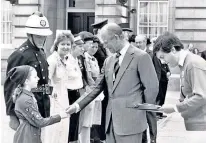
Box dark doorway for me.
[67,12,95,35]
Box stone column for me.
[129,0,137,34]
[95,0,128,24]
[39,0,66,56]
[75,0,95,8]
[39,0,57,56]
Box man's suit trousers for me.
[106,117,143,143]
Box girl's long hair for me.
[12,84,23,103]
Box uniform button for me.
[36,54,38,56]
[42,69,43,71]
[39,61,42,64]
[34,65,37,67]
[43,77,45,79]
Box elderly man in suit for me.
[66,23,159,143]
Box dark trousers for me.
[156,81,168,117]
[67,89,80,142]
[34,92,50,118]
[91,125,103,143]
[142,112,157,143]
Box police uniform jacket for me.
[13,89,61,143]
[4,39,50,117]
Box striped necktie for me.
[114,52,121,78]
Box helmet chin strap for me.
[31,34,46,49]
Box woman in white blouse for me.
[45,30,74,143]
[66,35,85,143]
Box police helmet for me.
[25,11,52,36]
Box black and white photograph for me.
[1,0,206,143]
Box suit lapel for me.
[112,46,134,93]
[107,56,116,88]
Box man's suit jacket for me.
[146,48,161,81]
[76,45,159,136]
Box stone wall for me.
[95,0,129,24]
[174,0,206,52]
[1,0,66,84]
[1,0,40,84]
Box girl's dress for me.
[14,89,61,143]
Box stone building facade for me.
[1,0,206,90]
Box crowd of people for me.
[3,11,206,143]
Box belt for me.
[31,84,53,95]
[19,119,29,124]
[67,89,80,92]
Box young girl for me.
[8,65,68,143]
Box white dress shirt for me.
[119,43,130,65]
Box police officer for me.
[4,11,52,130]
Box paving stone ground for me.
[157,91,206,143]
[1,87,204,143]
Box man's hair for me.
[153,32,184,54]
[102,23,123,40]
[135,34,147,42]
[128,34,136,43]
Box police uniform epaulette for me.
[18,45,29,53]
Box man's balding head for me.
[100,23,123,39]
[99,23,126,53]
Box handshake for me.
[60,104,79,119]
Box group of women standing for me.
[45,30,104,143]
